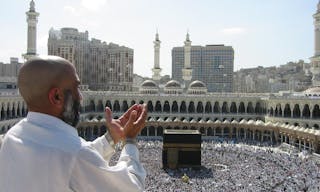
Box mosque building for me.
[1,1,320,154]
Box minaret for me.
[182,32,193,87]
[311,0,320,86]
[152,32,162,81]
[23,0,40,61]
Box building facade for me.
[1,85,320,153]
[48,28,133,91]
[172,42,234,92]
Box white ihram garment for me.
[0,112,146,192]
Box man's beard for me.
[62,90,81,127]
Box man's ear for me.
[48,88,63,106]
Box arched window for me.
[180,101,187,113]
[197,102,203,113]
[238,102,245,113]
[205,102,212,113]
[230,102,237,113]
[214,102,220,113]
[312,105,320,119]
[155,101,162,112]
[188,101,195,113]
[247,102,254,114]
[293,104,300,118]
[283,104,291,118]
[163,101,170,113]
[222,102,229,113]
[147,101,154,112]
[113,100,120,112]
[302,104,310,118]
[122,101,129,112]
[172,101,178,113]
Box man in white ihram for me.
[0,56,147,192]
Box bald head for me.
[18,56,76,110]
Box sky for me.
[0,0,318,77]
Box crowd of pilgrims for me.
[110,138,320,192]
[1,134,320,191]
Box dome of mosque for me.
[139,80,159,94]
[165,80,182,88]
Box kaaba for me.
[162,129,201,169]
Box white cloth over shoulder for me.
[0,112,146,192]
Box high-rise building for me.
[172,35,234,92]
[48,28,133,91]
[22,0,39,61]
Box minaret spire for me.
[152,31,162,81]
[23,0,40,61]
[30,0,35,12]
[311,1,320,86]
[182,31,193,88]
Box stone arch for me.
[196,101,203,113]
[147,101,154,112]
[17,102,21,117]
[188,101,195,113]
[113,100,121,112]
[172,101,178,113]
[155,101,162,112]
[247,102,254,114]
[222,102,229,113]
[122,101,129,112]
[6,105,10,119]
[157,127,163,136]
[21,104,27,117]
[205,101,212,113]
[141,127,147,136]
[238,102,245,113]
[163,101,170,113]
[284,104,291,118]
[312,104,320,119]
[214,102,220,113]
[131,100,136,106]
[230,102,237,113]
[149,126,155,136]
[105,100,112,110]
[200,127,205,135]
[180,101,187,113]
[275,103,282,117]
[302,104,310,118]
[293,104,300,118]
[11,103,16,118]
[139,100,144,104]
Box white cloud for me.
[221,27,247,35]
[81,0,107,12]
